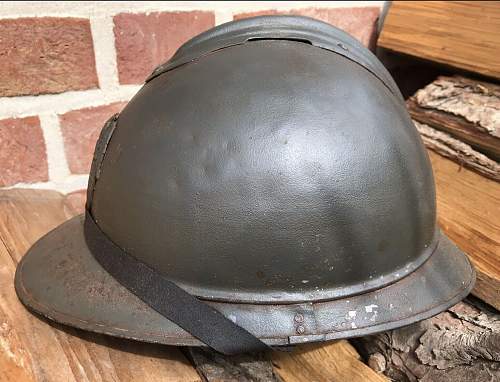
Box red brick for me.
[114,11,215,84]
[234,7,380,48]
[60,102,127,174]
[0,17,98,97]
[0,117,48,187]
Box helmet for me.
[15,16,474,354]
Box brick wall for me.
[0,1,382,196]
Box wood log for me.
[408,76,500,161]
[407,76,500,309]
[414,121,500,181]
[354,300,500,382]
[187,341,388,382]
[378,2,500,79]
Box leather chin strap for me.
[83,210,270,355]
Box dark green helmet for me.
[16,16,474,354]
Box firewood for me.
[414,121,500,181]
[423,147,500,310]
[354,300,500,382]
[408,76,500,161]
[187,341,388,382]
[407,76,500,310]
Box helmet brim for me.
[15,214,475,347]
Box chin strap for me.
[83,210,270,355]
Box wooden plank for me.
[271,341,387,382]
[0,189,201,382]
[408,76,500,161]
[379,1,500,79]
[429,151,500,310]
[0,189,73,263]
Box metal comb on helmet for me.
[15,16,475,355]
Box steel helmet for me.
[16,16,474,354]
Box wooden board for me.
[271,341,387,382]
[429,151,500,310]
[0,188,387,381]
[379,1,500,79]
[187,341,387,382]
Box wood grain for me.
[429,151,500,310]
[271,341,387,382]
[187,341,388,382]
[415,121,500,181]
[407,76,500,161]
[379,2,500,79]
[0,189,201,382]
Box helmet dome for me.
[90,18,436,303]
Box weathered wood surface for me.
[188,341,388,382]
[0,189,201,382]
[187,347,280,382]
[428,150,500,310]
[379,1,500,79]
[355,301,500,382]
[415,121,500,181]
[407,75,500,309]
[408,76,500,161]
[270,341,387,382]
[0,188,388,382]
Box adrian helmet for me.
[16,16,474,355]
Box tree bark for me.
[354,301,500,382]
[414,121,500,181]
[408,76,500,161]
